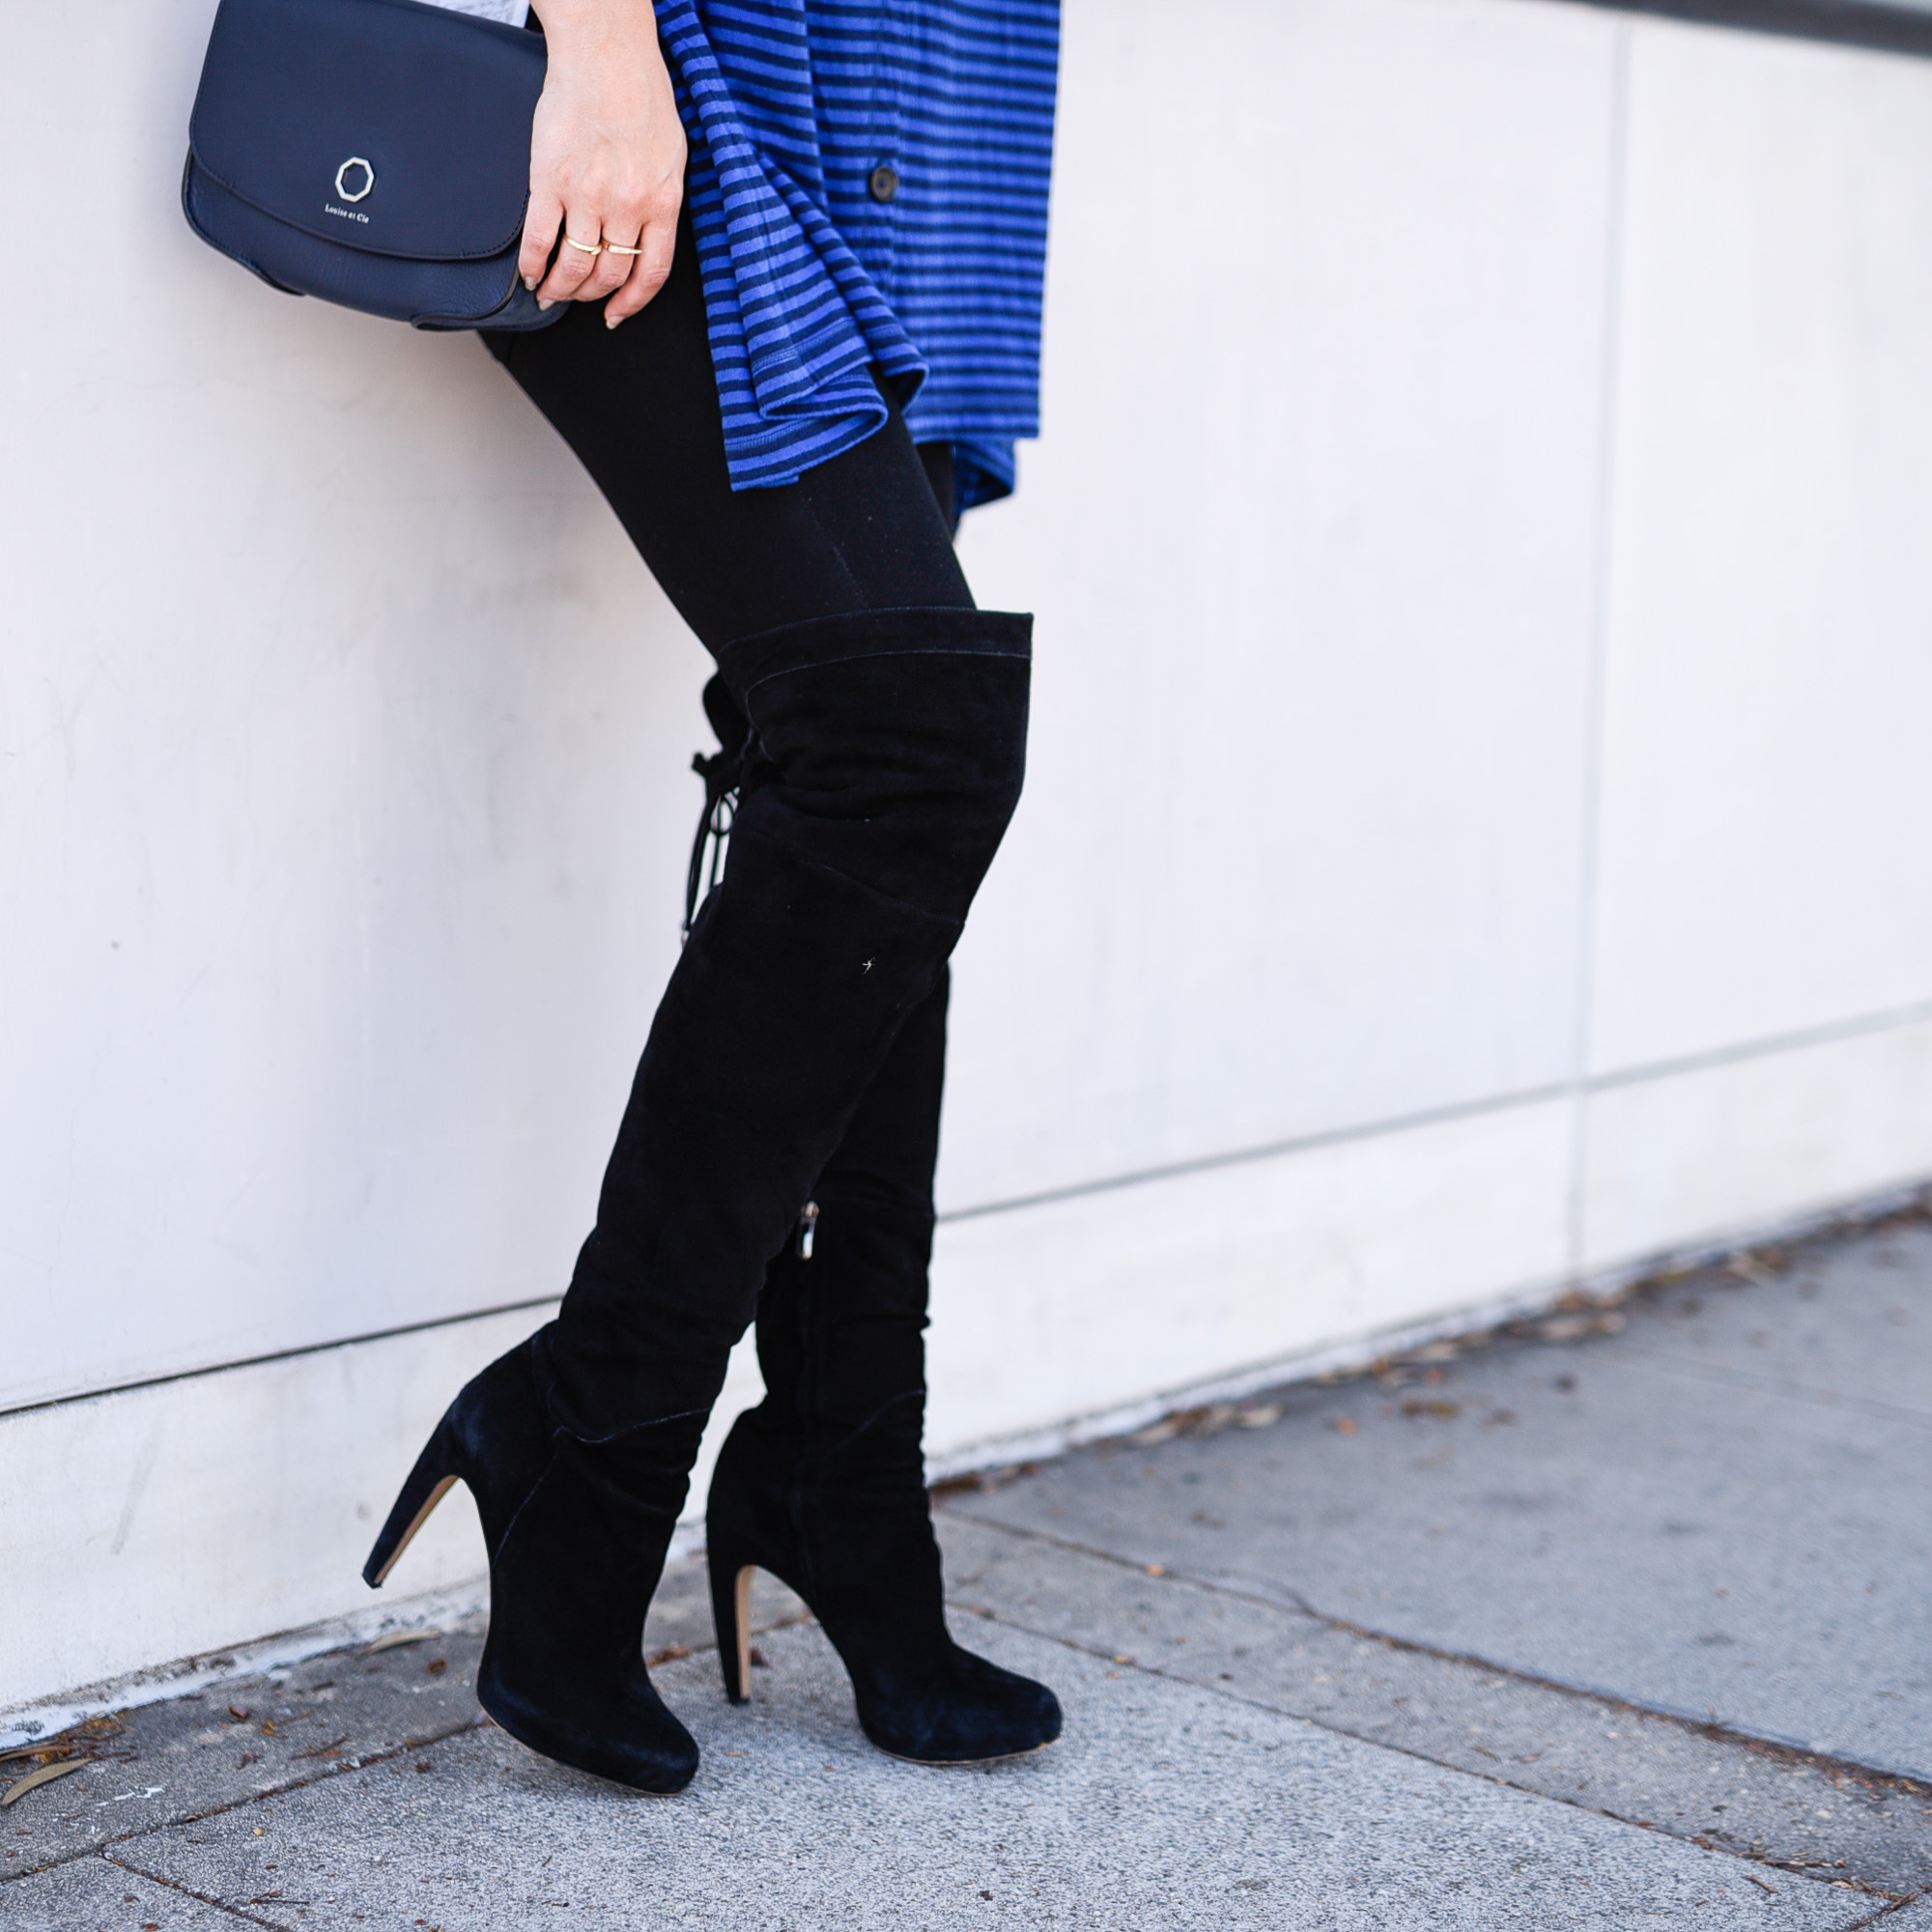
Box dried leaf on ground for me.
[363,1628,443,1656]
[1134,1404,1270,1445]
[1534,1312,1625,1342]
[2,1759,84,1805]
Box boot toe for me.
[481,1669,700,1794]
[601,1694,701,1795]
[861,1647,1063,1764]
[479,1591,702,1797]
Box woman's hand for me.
[522,0,685,327]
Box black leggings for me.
[483,220,969,655]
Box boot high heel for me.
[364,1332,702,1795]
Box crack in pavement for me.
[2,1721,486,1887]
[935,1508,1931,1902]
[102,1849,293,1930]
[944,1505,1930,1804]
[1613,1347,1932,1434]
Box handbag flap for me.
[189,0,545,263]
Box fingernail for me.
[524,274,537,291]
[536,297,554,311]
[605,311,622,330]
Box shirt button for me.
[867,163,900,204]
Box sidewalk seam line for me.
[952,1594,1898,1900]
[3,1718,482,1887]
[1616,1346,1932,1433]
[942,1508,1932,1798]
[99,1847,291,1930]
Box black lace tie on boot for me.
[685,673,756,937]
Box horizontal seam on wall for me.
[8,994,1929,1425]
[936,1079,1575,1225]
[1584,992,1932,1094]
[940,992,1932,1225]
[0,1293,561,1426]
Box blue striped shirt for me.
[653,0,1060,508]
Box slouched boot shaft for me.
[752,965,949,1456]
[709,968,1061,1762]
[542,607,1031,1442]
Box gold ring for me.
[564,235,606,256]
[605,242,644,257]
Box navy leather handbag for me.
[183,0,561,330]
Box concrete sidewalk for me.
[6,1208,1929,1928]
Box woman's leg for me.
[482,229,1003,1440]
[364,224,1055,1785]
[480,224,970,651]
[709,968,1037,1762]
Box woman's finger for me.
[537,221,609,305]
[518,185,564,294]
[574,209,641,302]
[603,210,679,327]
[601,252,649,327]
[589,240,644,316]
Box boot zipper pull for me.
[797,1201,819,1261]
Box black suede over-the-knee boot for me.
[362,1332,703,1793]
[706,969,1063,1763]
[365,606,1035,1790]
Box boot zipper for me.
[797,1201,819,1261]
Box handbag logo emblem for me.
[334,156,376,204]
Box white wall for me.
[7,0,1932,1716]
